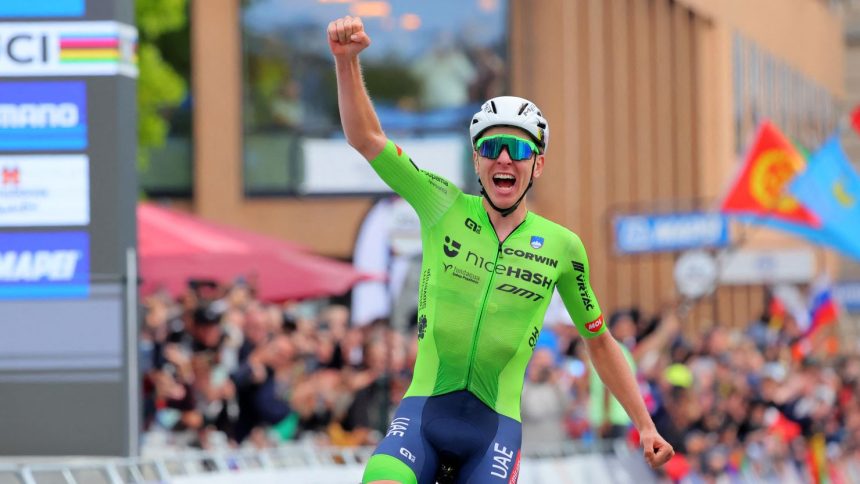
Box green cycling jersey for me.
[371,140,606,422]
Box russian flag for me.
[805,286,838,337]
[792,278,839,360]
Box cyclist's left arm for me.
[557,232,673,467]
[586,332,673,468]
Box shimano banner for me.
[0,81,87,151]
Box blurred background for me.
[2,0,860,482]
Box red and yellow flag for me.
[721,121,821,227]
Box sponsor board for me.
[0,154,90,226]
[614,212,729,254]
[0,21,138,77]
[0,231,90,299]
[718,248,814,285]
[834,282,860,312]
[0,81,87,151]
[302,137,464,194]
[0,0,85,18]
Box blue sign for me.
[0,231,89,299]
[835,282,860,312]
[0,81,87,151]
[614,212,729,254]
[0,0,84,18]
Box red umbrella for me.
[138,202,375,301]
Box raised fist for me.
[327,16,371,57]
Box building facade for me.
[175,0,845,324]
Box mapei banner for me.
[614,212,729,254]
[0,231,90,299]
[0,0,85,18]
[0,154,90,226]
[0,81,87,151]
[0,21,138,77]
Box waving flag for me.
[788,136,860,261]
[792,276,840,360]
[721,121,821,228]
[851,105,860,137]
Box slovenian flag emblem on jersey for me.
[530,236,544,249]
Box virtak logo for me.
[571,260,594,311]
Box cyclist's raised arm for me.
[328,16,386,161]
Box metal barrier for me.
[0,443,374,484]
[1,440,858,484]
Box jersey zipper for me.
[464,213,530,390]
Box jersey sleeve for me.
[556,231,607,339]
[370,140,462,227]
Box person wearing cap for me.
[327,16,673,483]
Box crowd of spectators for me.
[141,278,860,482]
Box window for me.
[241,0,509,196]
[732,31,838,154]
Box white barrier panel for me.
[171,466,365,484]
[169,454,656,484]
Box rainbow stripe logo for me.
[60,32,137,65]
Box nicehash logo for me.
[443,236,461,257]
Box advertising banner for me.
[0,81,87,151]
[0,0,85,18]
[614,212,729,254]
[0,231,90,299]
[0,21,138,77]
[0,154,89,226]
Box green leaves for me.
[135,0,188,170]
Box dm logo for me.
[530,236,544,249]
[0,81,87,151]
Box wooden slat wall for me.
[652,0,676,309]
[631,0,659,313]
[513,0,764,328]
[609,0,635,310]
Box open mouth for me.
[492,173,516,189]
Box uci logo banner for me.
[0,231,90,299]
[0,21,138,78]
[0,81,87,151]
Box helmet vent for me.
[490,100,497,113]
[537,122,546,129]
[517,103,528,115]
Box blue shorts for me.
[363,390,522,484]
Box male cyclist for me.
[327,16,674,484]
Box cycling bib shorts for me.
[363,390,521,484]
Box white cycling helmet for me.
[469,96,549,153]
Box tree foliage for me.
[136,0,188,169]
